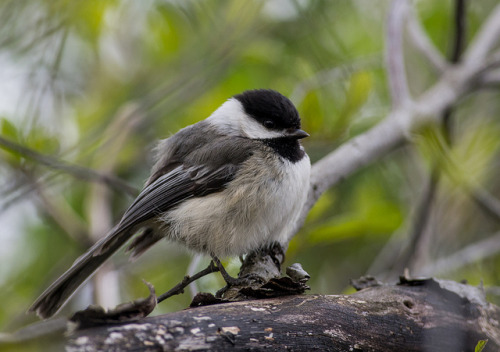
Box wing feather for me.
[117,163,239,231]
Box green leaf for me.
[0,118,21,165]
[345,71,372,111]
[475,339,488,352]
[340,71,372,120]
[0,118,19,140]
[301,90,323,134]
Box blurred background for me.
[0,0,499,332]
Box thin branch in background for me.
[406,10,448,74]
[2,166,89,247]
[50,26,68,82]
[0,20,67,55]
[478,68,500,88]
[401,168,440,272]
[449,0,467,64]
[0,170,48,212]
[33,179,90,248]
[482,49,500,71]
[471,187,500,223]
[187,255,203,298]
[442,0,466,143]
[463,5,500,65]
[476,51,500,87]
[367,166,500,277]
[426,151,500,225]
[420,231,500,276]
[0,136,138,197]
[385,0,411,108]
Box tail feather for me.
[29,226,134,319]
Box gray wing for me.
[121,134,261,231]
[119,163,239,229]
[95,162,239,255]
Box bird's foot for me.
[211,256,264,294]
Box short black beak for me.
[286,128,309,139]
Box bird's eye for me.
[264,120,275,129]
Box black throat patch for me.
[260,137,305,163]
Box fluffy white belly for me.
[161,153,310,257]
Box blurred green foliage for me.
[0,0,499,340]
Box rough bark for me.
[56,278,499,351]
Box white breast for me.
[161,150,311,258]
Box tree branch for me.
[386,0,412,107]
[53,279,499,351]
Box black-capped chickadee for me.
[30,89,311,319]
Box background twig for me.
[386,0,411,108]
[0,136,138,197]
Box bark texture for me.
[64,278,500,351]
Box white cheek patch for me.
[207,98,283,139]
[238,114,284,139]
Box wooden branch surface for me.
[63,279,499,351]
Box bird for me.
[29,89,311,319]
